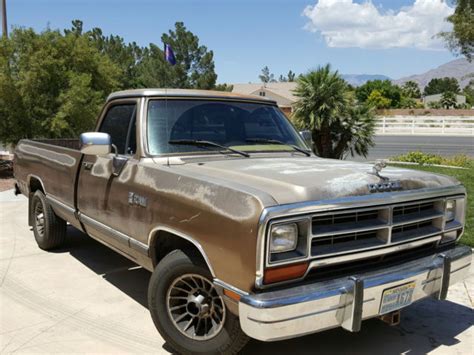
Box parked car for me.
[14,89,471,354]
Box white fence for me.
[376,115,474,136]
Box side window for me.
[99,104,136,155]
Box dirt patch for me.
[0,178,15,192]
[0,161,14,192]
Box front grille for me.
[312,209,385,234]
[312,230,386,256]
[310,199,445,258]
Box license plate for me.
[380,282,416,314]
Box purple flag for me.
[164,43,176,65]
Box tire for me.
[148,250,249,355]
[31,190,66,250]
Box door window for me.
[99,104,137,155]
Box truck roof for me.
[107,88,277,105]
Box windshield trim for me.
[143,97,308,158]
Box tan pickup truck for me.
[14,89,471,354]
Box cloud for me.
[303,0,454,50]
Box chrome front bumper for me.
[239,245,472,341]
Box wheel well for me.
[29,177,44,194]
[28,177,45,226]
[150,230,211,272]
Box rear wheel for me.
[148,250,248,354]
[31,190,66,250]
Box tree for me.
[440,91,458,109]
[423,77,461,96]
[278,70,296,82]
[366,90,392,109]
[134,44,169,88]
[287,70,296,82]
[402,81,421,98]
[439,0,474,61]
[88,27,143,89]
[0,20,221,146]
[0,26,121,145]
[214,83,233,92]
[292,64,376,159]
[463,80,474,106]
[137,22,217,89]
[259,66,275,83]
[355,80,402,108]
[428,101,443,109]
[400,96,419,109]
[334,101,376,158]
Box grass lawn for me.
[390,164,473,247]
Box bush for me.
[392,151,473,168]
[427,101,442,109]
[445,154,474,168]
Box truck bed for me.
[14,139,83,210]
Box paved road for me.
[354,135,474,161]
[1,190,473,354]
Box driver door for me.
[77,99,139,253]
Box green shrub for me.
[444,154,474,168]
[392,151,473,168]
[392,151,443,165]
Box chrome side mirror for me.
[80,132,111,155]
[299,130,312,149]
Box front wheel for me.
[148,250,249,354]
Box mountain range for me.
[342,58,473,88]
[393,58,473,89]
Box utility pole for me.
[2,0,7,38]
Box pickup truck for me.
[14,89,471,354]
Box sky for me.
[6,0,458,83]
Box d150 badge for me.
[128,192,148,207]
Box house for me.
[231,82,297,115]
[423,94,466,108]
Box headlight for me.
[270,223,298,253]
[441,197,465,244]
[446,199,456,222]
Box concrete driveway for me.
[1,190,473,354]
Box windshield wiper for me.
[245,138,311,157]
[168,139,250,158]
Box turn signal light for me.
[223,289,241,302]
[263,262,309,284]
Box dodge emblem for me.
[368,180,402,193]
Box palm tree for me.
[292,65,376,159]
[337,103,376,158]
[402,81,421,98]
[441,91,457,109]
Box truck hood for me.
[168,156,460,205]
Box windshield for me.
[147,99,308,155]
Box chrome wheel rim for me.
[166,273,226,340]
[34,202,45,237]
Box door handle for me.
[82,162,94,170]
